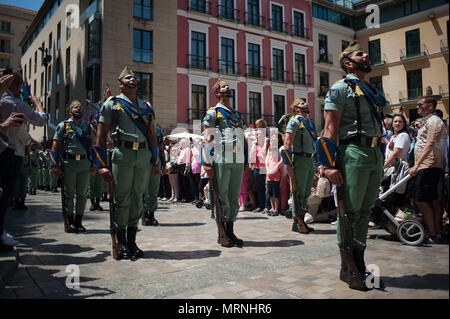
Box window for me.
[319,71,329,97]
[219,0,235,21]
[48,33,52,57]
[29,58,31,78]
[41,72,44,96]
[230,89,236,110]
[342,40,350,51]
[293,11,305,38]
[88,18,101,60]
[56,57,60,85]
[135,72,153,103]
[294,53,306,85]
[246,0,260,26]
[407,69,422,100]
[249,92,261,125]
[134,0,153,20]
[313,5,328,20]
[191,84,206,121]
[370,76,383,92]
[247,43,261,77]
[33,79,37,96]
[65,85,70,111]
[57,22,61,50]
[191,31,206,69]
[1,21,11,33]
[41,42,45,66]
[0,39,11,53]
[55,91,60,121]
[66,12,71,39]
[34,51,37,73]
[66,47,70,77]
[133,29,152,63]
[272,48,284,81]
[271,4,283,32]
[404,0,419,15]
[369,39,381,65]
[318,34,328,62]
[191,0,208,14]
[0,58,9,68]
[48,65,52,91]
[405,29,420,57]
[220,37,235,74]
[273,95,285,125]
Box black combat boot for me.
[147,211,158,226]
[354,246,385,289]
[46,185,50,191]
[339,248,369,291]
[53,186,58,193]
[101,192,108,202]
[225,221,243,247]
[116,228,131,260]
[65,214,77,233]
[95,198,103,211]
[301,208,315,233]
[74,214,87,233]
[89,198,96,211]
[217,222,233,247]
[292,216,310,234]
[127,226,144,260]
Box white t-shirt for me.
[384,132,411,164]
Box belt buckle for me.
[370,137,378,148]
[132,141,139,151]
[75,154,81,161]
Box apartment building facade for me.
[177,0,315,129]
[0,4,35,69]
[20,0,178,143]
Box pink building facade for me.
[177,0,315,128]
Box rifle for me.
[209,167,231,247]
[107,152,119,260]
[336,185,366,290]
[289,175,308,233]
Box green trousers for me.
[42,167,50,187]
[88,170,104,200]
[50,169,58,188]
[143,162,160,214]
[213,162,244,222]
[111,147,151,229]
[38,168,44,187]
[336,144,382,245]
[291,155,316,217]
[28,168,39,189]
[62,158,91,216]
[14,165,29,198]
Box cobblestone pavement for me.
[0,190,448,299]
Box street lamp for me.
[38,46,52,148]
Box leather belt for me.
[65,154,86,161]
[294,151,313,158]
[115,140,147,150]
[341,135,380,148]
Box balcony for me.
[318,52,333,65]
[439,85,449,99]
[244,12,265,28]
[245,64,266,80]
[440,39,449,53]
[187,0,211,15]
[291,25,309,40]
[270,68,289,83]
[0,48,13,55]
[293,73,311,87]
[242,112,274,126]
[399,88,423,103]
[217,5,240,23]
[187,54,212,71]
[370,53,388,66]
[80,0,101,24]
[218,59,240,76]
[270,19,289,34]
[0,29,13,37]
[319,84,329,98]
[187,107,206,124]
[400,45,428,61]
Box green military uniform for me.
[324,74,382,246]
[28,150,40,194]
[286,113,317,220]
[42,151,50,190]
[142,126,163,226]
[203,79,245,247]
[53,118,93,231]
[87,127,104,211]
[38,151,44,189]
[49,162,58,192]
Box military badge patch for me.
[204,114,211,122]
[328,89,338,100]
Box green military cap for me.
[212,79,229,92]
[339,40,361,62]
[119,66,135,79]
[69,100,81,109]
[290,97,306,109]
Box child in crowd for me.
[265,131,283,216]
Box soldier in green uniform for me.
[202,79,246,248]
[87,116,104,211]
[42,149,51,191]
[142,126,164,226]
[319,41,386,290]
[283,97,317,234]
[94,66,159,260]
[28,143,40,195]
[49,153,59,192]
[49,100,96,233]
[38,150,44,190]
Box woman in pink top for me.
[265,141,283,216]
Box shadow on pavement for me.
[142,249,221,260]
[19,251,110,266]
[309,229,336,235]
[383,273,449,290]
[237,216,269,220]
[157,223,206,227]
[243,239,304,247]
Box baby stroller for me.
[371,160,426,246]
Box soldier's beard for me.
[220,89,232,99]
[72,112,82,119]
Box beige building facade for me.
[0,4,35,69]
[357,3,449,123]
[20,0,178,144]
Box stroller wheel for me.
[196,201,203,208]
[397,220,425,246]
[205,203,212,210]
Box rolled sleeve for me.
[324,83,346,113]
[202,109,217,127]
[98,101,113,125]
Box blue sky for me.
[0,0,44,12]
